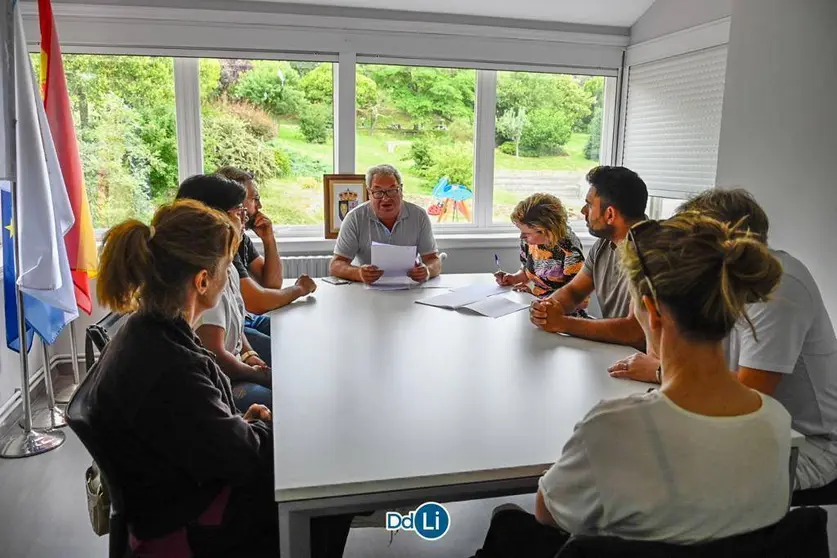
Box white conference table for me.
[269,273,647,557]
[269,273,802,558]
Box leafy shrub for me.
[519,108,572,157]
[498,141,518,156]
[408,136,434,171]
[417,142,474,188]
[298,103,332,144]
[138,105,178,200]
[584,107,603,161]
[203,109,289,180]
[284,148,330,177]
[225,101,278,140]
[232,61,304,117]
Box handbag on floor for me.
[85,461,111,536]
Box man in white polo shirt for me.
[609,189,837,490]
[330,164,442,284]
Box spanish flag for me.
[38,0,97,314]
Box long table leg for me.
[279,506,311,558]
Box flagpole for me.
[54,322,81,403]
[0,0,64,458]
[24,340,67,429]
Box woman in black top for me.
[91,199,351,557]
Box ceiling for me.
[248,0,657,27]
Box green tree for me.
[584,107,603,161]
[519,108,572,156]
[203,108,290,180]
[578,76,604,132]
[79,94,154,227]
[496,72,593,136]
[367,66,474,127]
[232,60,304,117]
[496,107,527,157]
[199,59,222,101]
[298,103,333,144]
[425,143,474,189]
[299,64,378,112]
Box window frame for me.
[34,45,620,240]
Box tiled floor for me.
[1,423,835,557]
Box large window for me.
[50,50,620,235]
[54,54,177,229]
[493,72,609,223]
[356,64,476,224]
[200,59,335,226]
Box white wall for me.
[716,0,837,318]
[630,0,731,44]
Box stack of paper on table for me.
[416,284,534,318]
[369,242,417,290]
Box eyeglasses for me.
[227,204,246,215]
[368,187,402,200]
[627,220,661,309]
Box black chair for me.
[84,312,126,372]
[556,506,829,558]
[67,319,130,558]
[792,479,837,507]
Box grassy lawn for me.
[262,123,594,226]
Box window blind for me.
[621,45,728,198]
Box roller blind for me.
[621,45,728,198]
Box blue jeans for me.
[231,381,273,412]
[243,314,271,366]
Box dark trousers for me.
[186,453,352,558]
[472,507,570,558]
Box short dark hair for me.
[586,166,648,220]
[215,166,255,186]
[175,174,246,212]
[677,188,769,242]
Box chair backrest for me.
[85,313,126,372]
[556,506,829,558]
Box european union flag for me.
[2,181,71,352]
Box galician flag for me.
[2,3,78,352]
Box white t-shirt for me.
[726,250,837,450]
[539,389,791,544]
[196,263,246,356]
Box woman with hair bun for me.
[472,213,792,557]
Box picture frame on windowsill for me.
[323,174,367,239]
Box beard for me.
[587,221,614,239]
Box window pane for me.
[356,64,476,224]
[200,59,334,226]
[656,197,683,220]
[493,73,609,224]
[61,54,176,228]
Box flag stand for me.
[54,322,81,403]
[0,0,65,458]
[22,341,67,430]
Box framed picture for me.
[323,174,367,239]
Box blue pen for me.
[494,253,501,272]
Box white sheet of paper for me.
[373,276,414,287]
[416,276,466,289]
[371,242,417,280]
[364,282,412,291]
[416,284,509,309]
[462,295,530,318]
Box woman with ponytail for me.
[472,212,792,557]
[90,201,352,557]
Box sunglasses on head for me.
[627,220,662,311]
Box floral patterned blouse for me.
[520,229,587,303]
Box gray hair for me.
[365,164,402,188]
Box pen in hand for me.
[494,253,501,273]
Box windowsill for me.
[88,227,596,257]
[270,227,597,255]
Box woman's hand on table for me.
[608,353,660,383]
